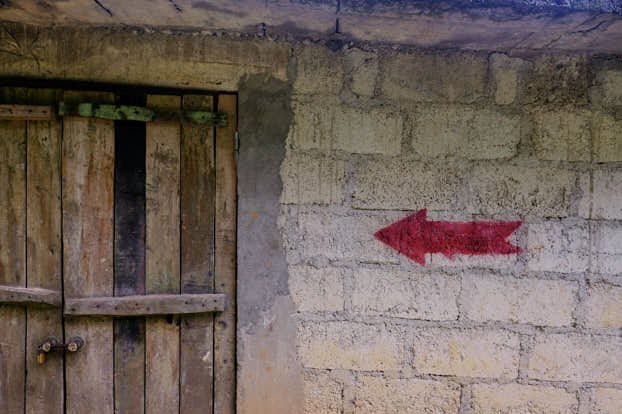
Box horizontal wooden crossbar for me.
[0,102,227,126]
[0,104,55,120]
[0,285,62,307]
[59,102,227,125]
[64,293,226,316]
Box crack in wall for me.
[92,0,113,17]
[168,0,182,13]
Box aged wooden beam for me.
[58,102,227,126]
[0,112,27,414]
[65,293,226,316]
[25,90,64,414]
[145,94,181,413]
[0,285,61,307]
[180,94,216,413]
[214,93,237,414]
[0,104,55,120]
[62,89,115,413]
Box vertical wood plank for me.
[0,119,26,414]
[114,97,146,414]
[180,95,215,413]
[62,91,115,414]
[25,89,64,414]
[214,94,237,414]
[145,95,181,414]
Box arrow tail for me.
[490,235,522,255]
[487,220,522,238]
[481,220,522,255]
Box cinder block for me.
[527,220,589,273]
[352,159,467,210]
[345,48,378,97]
[470,383,577,413]
[524,55,589,105]
[297,212,401,263]
[428,253,518,270]
[353,376,460,413]
[303,371,342,414]
[527,333,622,382]
[592,70,622,108]
[592,113,622,162]
[589,169,622,219]
[468,165,575,217]
[591,221,622,275]
[288,100,403,155]
[293,45,344,95]
[381,51,487,103]
[601,71,622,106]
[583,283,622,329]
[533,109,591,161]
[332,106,403,155]
[490,53,530,105]
[411,328,519,379]
[289,265,344,312]
[298,321,402,371]
[410,105,520,159]
[461,274,577,326]
[280,152,345,205]
[590,388,622,414]
[351,268,459,320]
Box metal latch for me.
[36,336,85,365]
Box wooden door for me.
[0,88,237,414]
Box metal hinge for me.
[57,102,228,126]
[0,103,228,126]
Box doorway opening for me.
[0,83,237,414]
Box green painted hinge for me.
[57,102,227,126]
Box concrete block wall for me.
[281,45,622,413]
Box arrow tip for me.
[374,209,428,266]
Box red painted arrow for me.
[374,209,522,266]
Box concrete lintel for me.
[0,0,622,53]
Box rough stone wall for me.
[282,44,622,413]
[0,22,621,413]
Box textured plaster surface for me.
[237,74,304,413]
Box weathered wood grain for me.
[0,285,60,307]
[145,94,181,414]
[25,105,64,414]
[0,104,55,120]
[214,94,238,414]
[180,94,216,414]
[62,91,115,414]
[0,119,26,414]
[65,293,225,316]
[113,95,147,414]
